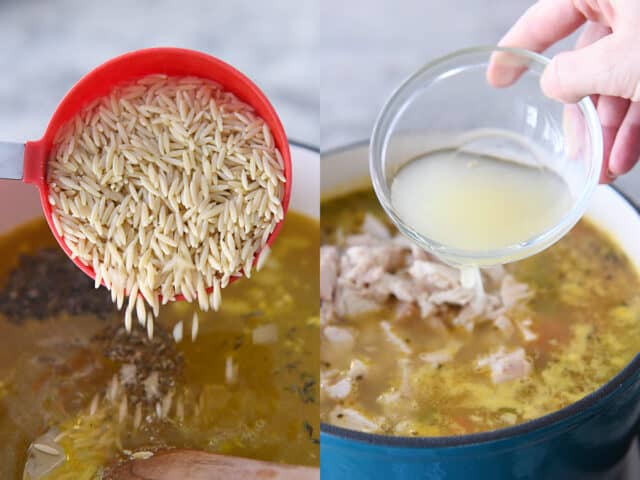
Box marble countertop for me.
[0,0,318,145]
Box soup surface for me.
[320,188,640,436]
[0,212,319,480]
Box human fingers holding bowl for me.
[488,0,640,182]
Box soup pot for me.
[320,142,640,480]
[0,142,319,479]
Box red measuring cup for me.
[0,47,292,300]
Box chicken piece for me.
[419,349,453,368]
[340,246,386,285]
[340,245,405,287]
[408,260,460,290]
[517,318,538,342]
[323,325,355,350]
[380,321,411,354]
[377,389,401,406]
[378,273,417,303]
[452,292,495,331]
[362,213,390,239]
[452,303,477,332]
[416,296,436,318]
[493,314,515,337]
[476,347,532,384]
[320,245,339,301]
[501,274,532,309]
[320,368,339,383]
[334,285,382,317]
[328,407,382,433]
[482,265,506,288]
[419,341,461,368]
[321,358,368,401]
[348,358,368,379]
[394,419,436,436]
[323,377,352,400]
[430,287,475,306]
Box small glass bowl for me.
[369,46,603,266]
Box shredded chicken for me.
[324,377,352,400]
[517,318,538,342]
[348,359,368,379]
[320,213,538,414]
[328,407,382,433]
[377,389,401,406]
[320,217,532,333]
[408,260,459,290]
[483,265,506,287]
[334,286,382,317]
[321,358,369,401]
[323,325,355,350]
[501,275,532,309]
[419,341,462,368]
[430,287,475,306]
[476,347,532,384]
[380,321,411,354]
[320,246,339,302]
[493,314,515,337]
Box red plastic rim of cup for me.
[20,47,292,301]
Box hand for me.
[488,0,640,182]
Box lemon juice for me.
[390,148,572,255]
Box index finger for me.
[488,0,586,87]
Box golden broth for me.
[320,188,640,436]
[0,212,319,480]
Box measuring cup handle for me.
[0,142,25,180]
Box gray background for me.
[0,0,318,145]
[320,0,640,197]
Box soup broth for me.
[0,212,319,479]
[320,188,640,436]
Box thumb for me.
[541,34,638,103]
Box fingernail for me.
[606,168,618,181]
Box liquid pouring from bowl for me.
[0,48,292,304]
[370,46,603,280]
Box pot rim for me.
[319,140,640,449]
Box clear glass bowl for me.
[369,46,603,266]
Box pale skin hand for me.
[487,0,640,183]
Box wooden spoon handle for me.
[108,449,319,480]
